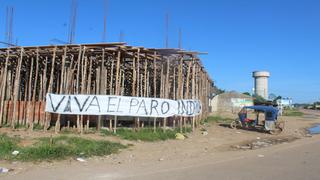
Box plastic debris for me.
[175,133,185,140]
[0,167,9,173]
[240,146,251,149]
[12,150,19,156]
[257,154,265,158]
[76,157,86,162]
[202,131,208,136]
[256,137,261,140]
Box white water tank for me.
[252,71,270,99]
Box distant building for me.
[210,92,254,113]
[276,98,294,108]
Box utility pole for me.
[178,28,182,49]
[102,0,108,42]
[119,30,124,42]
[5,6,14,47]
[165,13,169,48]
[68,0,77,44]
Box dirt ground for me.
[1,109,319,179]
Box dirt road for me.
[114,135,320,180]
[1,110,320,180]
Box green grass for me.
[203,115,234,124]
[0,133,126,161]
[1,123,43,130]
[0,134,20,160]
[33,123,44,130]
[101,127,192,142]
[283,109,304,116]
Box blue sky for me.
[0,0,319,103]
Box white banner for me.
[45,94,201,118]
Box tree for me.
[269,93,277,100]
[272,96,282,104]
[243,92,251,96]
[253,95,268,104]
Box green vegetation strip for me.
[0,134,126,161]
[283,109,304,116]
[101,128,192,142]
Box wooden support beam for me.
[26,56,34,130]
[0,50,10,125]
[113,50,121,133]
[55,46,67,133]
[153,52,157,132]
[32,49,40,128]
[12,48,23,129]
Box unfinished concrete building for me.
[0,43,213,132]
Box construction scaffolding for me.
[0,43,213,133]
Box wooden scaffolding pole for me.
[113,49,121,133]
[55,46,67,133]
[153,52,157,132]
[32,49,40,127]
[0,50,10,125]
[12,48,23,129]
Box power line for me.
[0,41,16,47]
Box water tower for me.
[252,71,270,99]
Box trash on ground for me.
[175,133,185,140]
[240,146,251,149]
[76,157,86,162]
[12,150,19,156]
[202,131,208,136]
[0,167,9,173]
[232,137,298,151]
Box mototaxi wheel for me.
[230,119,242,129]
